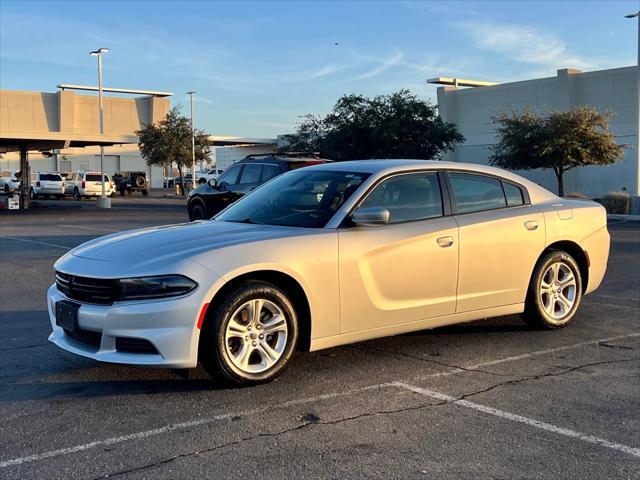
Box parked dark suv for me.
[113,171,149,196]
[187,153,330,220]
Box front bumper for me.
[47,284,208,368]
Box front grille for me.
[56,272,118,305]
[65,327,102,349]
[115,337,159,354]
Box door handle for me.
[437,236,454,247]
[524,220,539,231]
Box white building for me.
[435,66,639,202]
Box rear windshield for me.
[40,174,62,181]
[86,174,103,181]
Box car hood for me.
[68,220,305,268]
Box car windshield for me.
[216,169,369,228]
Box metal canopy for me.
[57,84,174,97]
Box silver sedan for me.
[48,160,609,386]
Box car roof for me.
[240,153,331,164]
[306,159,558,203]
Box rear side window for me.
[86,174,102,181]
[238,164,262,184]
[261,164,281,181]
[449,173,506,214]
[503,182,524,207]
[359,172,443,223]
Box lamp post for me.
[626,12,640,198]
[187,91,196,191]
[90,47,110,208]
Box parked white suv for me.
[30,172,65,200]
[197,168,224,184]
[0,170,21,193]
[65,171,115,200]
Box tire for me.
[199,281,299,386]
[189,201,207,221]
[521,250,583,329]
[198,177,207,185]
[119,187,126,196]
[141,189,149,196]
[74,188,81,201]
[57,195,64,200]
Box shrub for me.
[565,192,591,200]
[601,191,631,214]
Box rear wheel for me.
[200,281,298,386]
[521,250,582,329]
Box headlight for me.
[118,275,197,300]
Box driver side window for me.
[216,164,242,186]
[359,172,443,224]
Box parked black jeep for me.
[187,153,330,220]
[113,171,149,196]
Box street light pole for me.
[625,12,640,200]
[91,47,110,209]
[187,91,196,191]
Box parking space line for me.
[0,383,393,468]
[395,382,640,458]
[0,332,637,468]
[0,237,71,250]
[58,224,118,232]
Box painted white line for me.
[0,383,392,468]
[1,332,637,468]
[395,382,640,458]
[0,237,71,250]
[415,333,640,380]
[58,224,118,233]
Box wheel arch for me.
[202,269,312,353]
[540,240,589,293]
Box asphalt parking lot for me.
[1,199,638,479]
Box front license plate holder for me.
[55,300,80,331]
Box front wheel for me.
[199,281,299,386]
[521,250,583,329]
[189,201,207,221]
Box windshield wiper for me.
[234,218,259,224]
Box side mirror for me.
[207,178,218,188]
[351,207,390,226]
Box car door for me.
[447,171,545,312]
[338,171,459,333]
[205,163,243,214]
[234,163,263,195]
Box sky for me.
[0,0,637,138]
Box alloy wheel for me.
[224,298,288,374]
[539,261,577,322]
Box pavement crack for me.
[453,358,639,403]
[348,344,510,377]
[598,341,636,350]
[90,401,440,479]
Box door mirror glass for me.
[352,207,390,226]
[207,178,218,188]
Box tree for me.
[490,106,626,196]
[281,90,464,161]
[136,106,212,194]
